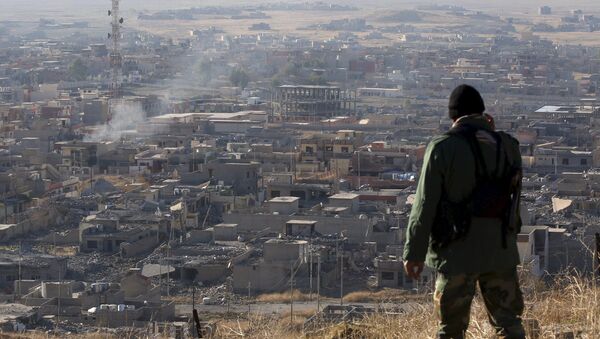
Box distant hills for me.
[2,0,600,22]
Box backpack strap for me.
[444,126,517,249]
[448,126,508,180]
[488,131,507,178]
[465,131,489,179]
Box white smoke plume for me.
[85,101,146,142]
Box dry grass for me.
[162,294,191,304]
[216,313,306,339]
[343,288,415,303]
[0,332,136,339]
[255,289,316,303]
[1,274,596,338]
[523,274,599,337]
[212,273,599,338]
[330,274,599,338]
[254,288,413,304]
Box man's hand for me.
[404,261,424,280]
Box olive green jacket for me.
[403,115,522,274]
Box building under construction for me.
[274,85,356,120]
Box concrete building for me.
[268,196,300,214]
[374,253,433,289]
[274,85,357,119]
[232,239,308,293]
[181,161,260,196]
[285,220,317,237]
[539,6,552,15]
[517,226,550,276]
[267,183,330,207]
[41,281,73,299]
[0,224,20,242]
[357,87,402,98]
[79,220,159,257]
[223,212,371,244]
[0,255,67,291]
[54,141,116,171]
[212,223,239,241]
[0,304,39,331]
[328,192,360,213]
[263,239,309,263]
[121,268,160,303]
[533,147,593,173]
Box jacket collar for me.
[452,114,493,131]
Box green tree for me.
[308,74,327,85]
[271,75,282,88]
[303,58,326,68]
[197,59,213,84]
[282,62,301,77]
[230,68,250,89]
[68,58,88,81]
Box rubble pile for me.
[67,252,138,282]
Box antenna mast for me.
[108,0,123,100]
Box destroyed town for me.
[0,0,599,338]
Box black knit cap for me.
[448,84,485,119]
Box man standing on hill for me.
[403,85,526,339]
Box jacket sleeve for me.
[507,135,523,232]
[403,140,445,262]
[507,134,522,169]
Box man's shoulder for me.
[429,134,454,149]
[427,132,468,154]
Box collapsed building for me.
[78,215,160,257]
[0,255,67,292]
[9,268,174,328]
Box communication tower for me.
[108,0,124,99]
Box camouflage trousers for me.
[434,268,525,339]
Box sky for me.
[1,0,600,22]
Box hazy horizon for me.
[2,0,600,22]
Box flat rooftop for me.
[520,225,550,234]
[323,207,348,212]
[269,196,300,203]
[279,85,340,89]
[214,223,238,228]
[0,304,35,323]
[150,111,266,122]
[329,193,360,200]
[535,105,595,114]
[286,219,318,225]
[142,264,175,278]
[265,238,309,245]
